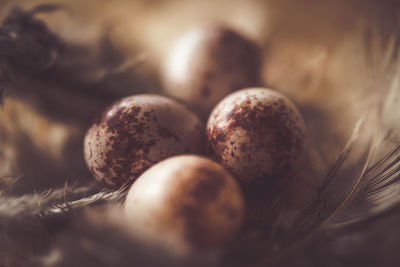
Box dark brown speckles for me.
[84,95,204,189]
[215,131,227,142]
[207,89,305,184]
[91,111,149,186]
[95,165,109,175]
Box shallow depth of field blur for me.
[0,0,396,198]
[0,0,399,266]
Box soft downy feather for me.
[0,181,126,267]
[254,31,400,265]
[1,2,400,267]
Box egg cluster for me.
[83,23,306,256]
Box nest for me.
[1,1,400,266]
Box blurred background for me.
[0,0,399,266]
[0,0,398,196]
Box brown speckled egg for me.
[84,95,203,189]
[207,88,305,184]
[124,155,244,256]
[162,23,261,118]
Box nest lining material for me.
[0,3,400,267]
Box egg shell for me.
[124,155,244,256]
[207,88,305,184]
[162,23,262,118]
[84,94,204,188]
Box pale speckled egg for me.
[124,155,244,256]
[84,95,203,189]
[207,88,306,184]
[162,23,262,118]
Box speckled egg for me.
[84,95,203,189]
[162,23,261,118]
[207,88,305,184]
[124,155,244,256]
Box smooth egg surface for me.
[124,155,244,255]
[84,95,203,188]
[207,88,305,184]
[163,23,261,118]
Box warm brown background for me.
[0,1,399,266]
[1,0,398,195]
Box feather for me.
[1,2,400,267]
[307,43,400,230]
[253,32,400,266]
[0,181,126,267]
[0,4,154,126]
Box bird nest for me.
[1,2,400,267]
